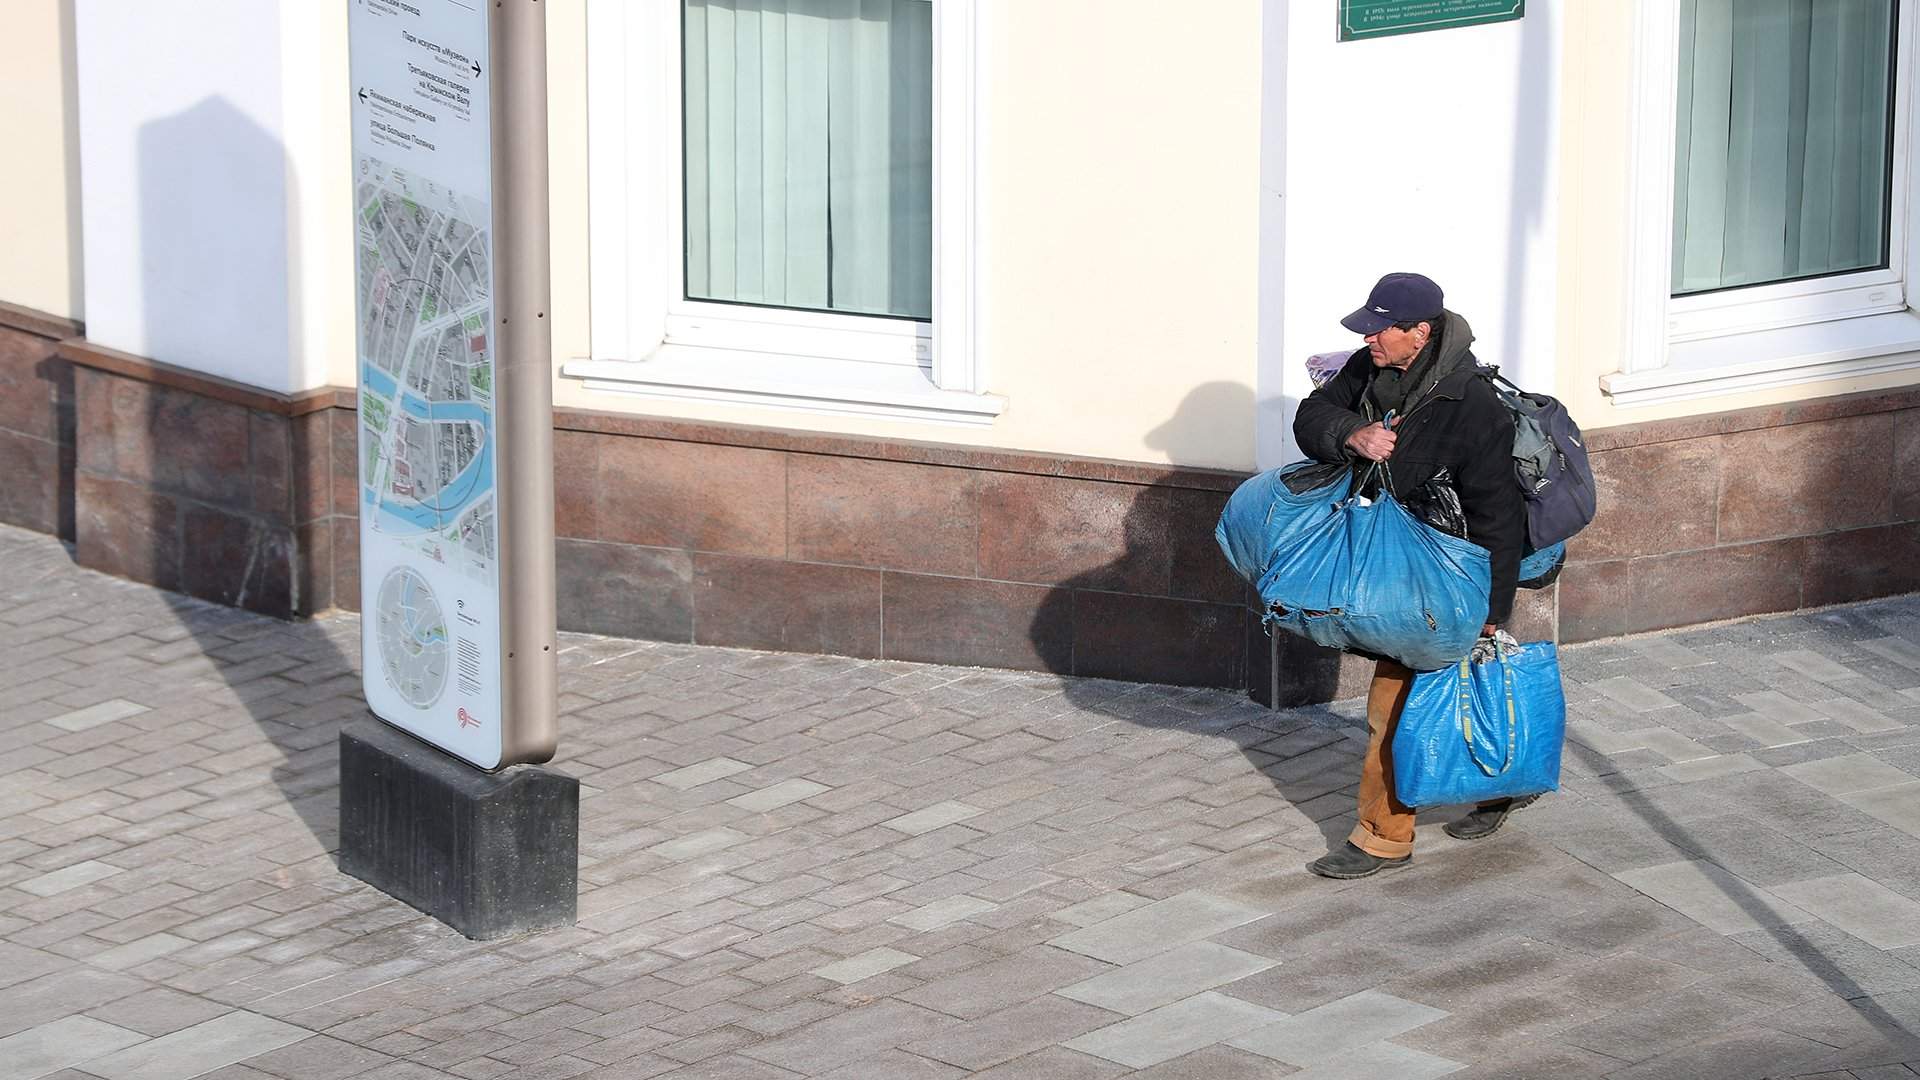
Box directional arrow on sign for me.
[358,87,369,103]
[471,61,482,77]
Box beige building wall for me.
[546,0,1265,473]
[0,1,83,322]
[1555,2,1920,432]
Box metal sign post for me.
[342,0,571,940]
[348,0,555,771]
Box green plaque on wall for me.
[1339,0,1524,42]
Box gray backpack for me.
[1479,367,1596,550]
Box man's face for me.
[1365,322,1427,369]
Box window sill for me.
[560,350,1006,426]
[1601,310,1920,407]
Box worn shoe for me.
[1443,794,1540,841]
[1307,842,1412,880]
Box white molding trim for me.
[580,0,991,420]
[1611,0,1920,399]
[1619,0,1679,378]
[562,356,1005,425]
[1602,311,1920,406]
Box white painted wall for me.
[74,0,350,394]
[0,1,84,322]
[1257,0,1562,468]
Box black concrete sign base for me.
[338,719,578,940]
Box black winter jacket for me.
[1292,310,1527,624]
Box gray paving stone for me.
[90,933,192,972]
[1657,753,1769,783]
[898,949,1112,1021]
[1054,941,1279,1016]
[47,699,151,733]
[1841,782,1920,837]
[646,828,751,861]
[887,895,997,932]
[1280,1042,1465,1080]
[1782,754,1918,796]
[1047,892,1153,928]
[17,860,122,897]
[880,802,982,836]
[1614,860,1818,934]
[739,1001,960,1074]
[1047,891,1270,965]
[808,947,918,985]
[1774,650,1860,684]
[84,989,231,1038]
[905,995,1119,1072]
[1227,990,1447,1066]
[727,780,831,813]
[1818,698,1908,734]
[1738,691,1828,726]
[653,757,754,791]
[85,1012,309,1080]
[1593,678,1682,713]
[1064,992,1287,1068]
[0,1016,148,1080]
[1627,728,1717,763]
[1719,712,1816,748]
[1770,873,1920,950]
[1860,637,1920,670]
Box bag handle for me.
[1457,651,1519,778]
[1345,411,1399,502]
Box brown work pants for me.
[1350,658,1418,858]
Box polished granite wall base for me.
[7,299,1920,698]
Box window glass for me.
[684,0,934,320]
[1673,0,1897,295]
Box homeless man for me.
[1292,271,1529,880]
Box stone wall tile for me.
[0,329,65,442]
[1566,439,1720,562]
[599,437,786,557]
[333,516,361,613]
[882,572,1071,673]
[1071,590,1243,687]
[1895,409,1920,522]
[0,430,65,537]
[180,506,294,617]
[74,471,182,593]
[249,412,292,521]
[292,411,333,526]
[558,538,693,642]
[977,473,1172,594]
[553,429,602,541]
[332,407,361,516]
[295,520,334,615]
[1505,583,1558,644]
[75,367,117,476]
[1557,561,1635,643]
[1801,521,1920,609]
[1718,412,1894,543]
[1169,488,1246,605]
[1626,539,1804,637]
[694,554,882,658]
[787,455,977,575]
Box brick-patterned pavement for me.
[3,519,1919,1080]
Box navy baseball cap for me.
[1341,272,1444,335]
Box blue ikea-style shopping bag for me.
[1214,461,1491,671]
[1391,642,1567,808]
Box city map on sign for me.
[355,155,498,591]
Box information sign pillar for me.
[339,0,573,940]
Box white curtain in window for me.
[1673,0,1894,294]
[684,0,933,320]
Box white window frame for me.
[565,0,1002,425]
[1606,0,1920,407]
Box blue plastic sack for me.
[1215,461,1492,671]
[1391,641,1567,808]
[1518,541,1565,587]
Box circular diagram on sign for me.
[375,567,450,708]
